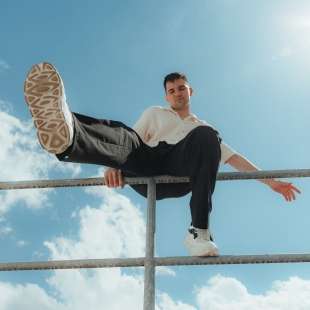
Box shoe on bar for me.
[24,62,74,154]
[184,226,219,256]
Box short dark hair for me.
[163,72,188,92]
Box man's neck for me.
[170,107,191,119]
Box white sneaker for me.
[24,62,74,154]
[184,226,219,256]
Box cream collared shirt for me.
[133,106,237,165]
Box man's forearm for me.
[226,154,274,186]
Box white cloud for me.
[2,271,310,310]
[195,274,310,310]
[272,47,293,61]
[157,266,176,277]
[157,292,196,310]
[16,240,28,247]
[0,107,81,216]
[273,12,310,60]
[278,47,292,58]
[45,186,146,259]
[286,15,310,30]
[0,225,12,236]
[0,99,13,112]
[46,269,144,310]
[0,282,63,310]
[0,59,9,71]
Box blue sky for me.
[0,0,309,309]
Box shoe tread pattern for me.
[24,62,70,154]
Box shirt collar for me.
[164,106,199,122]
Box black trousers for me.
[56,112,222,229]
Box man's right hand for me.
[104,167,125,188]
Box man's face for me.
[165,78,193,110]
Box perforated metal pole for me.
[143,178,156,310]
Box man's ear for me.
[189,87,193,96]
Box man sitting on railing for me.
[23,62,301,256]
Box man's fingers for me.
[287,183,301,194]
[281,184,301,202]
[106,171,114,187]
[286,190,296,202]
[285,190,292,202]
[104,172,110,187]
[112,170,118,187]
[288,192,292,201]
[118,170,124,188]
[291,186,301,194]
[107,173,112,187]
[284,193,289,201]
[115,170,121,187]
[103,169,124,188]
[116,170,121,187]
[111,170,122,187]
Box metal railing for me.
[0,168,309,310]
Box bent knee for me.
[190,126,222,144]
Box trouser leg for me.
[122,141,192,200]
[160,126,222,229]
[56,112,152,174]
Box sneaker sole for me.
[184,235,219,257]
[24,62,71,154]
[197,249,219,257]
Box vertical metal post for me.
[143,178,156,310]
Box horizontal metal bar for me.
[0,258,145,271]
[155,254,310,266]
[1,254,310,271]
[0,168,309,190]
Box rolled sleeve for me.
[220,142,237,164]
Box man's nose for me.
[174,90,182,96]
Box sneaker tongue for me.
[195,228,211,240]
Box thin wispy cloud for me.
[0,225,12,237]
[0,99,13,113]
[278,47,292,57]
[274,12,310,59]
[0,59,10,71]
[16,240,28,247]
[272,47,293,61]
[286,14,310,30]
